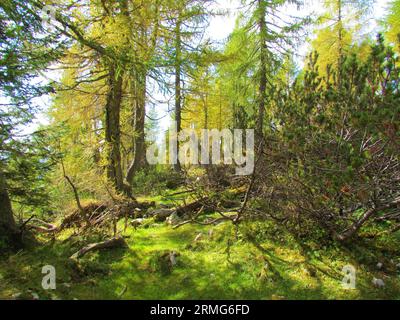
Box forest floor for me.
[1,193,400,300]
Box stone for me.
[372,278,385,288]
[166,212,181,226]
[131,218,145,228]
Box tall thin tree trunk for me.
[257,0,267,143]
[337,0,343,88]
[174,17,182,172]
[105,64,125,193]
[126,73,147,184]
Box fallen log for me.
[70,236,127,259]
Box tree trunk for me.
[105,64,125,193]
[126,72,147,184]
[174,17,182,172]
[0,171,19,248]
[257,0,267,143]
[337,0,344,88]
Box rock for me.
[376,262,383,269]
[131,218,145,228]
[147,209,174,222]
[194,233,203,242]
[372,278,385,288]
[166,212,181,226]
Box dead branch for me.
[27,218,58,233]
[337,197,400,242]
[70,236,127,259]
[60,157,90,227]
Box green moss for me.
[1,219,399,300]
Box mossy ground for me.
[1,196,400,300]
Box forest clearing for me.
[0,0,400,301]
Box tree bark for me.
[337,0,343,88]
[105,64,125,193]
[257,0,267,143]
[126,72,147,184]
[174,17,183,172]
[0,171,19,248]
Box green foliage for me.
[0,1,64,223]
[267,35,400,239]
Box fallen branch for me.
[26,218,58,233]
[70,236,127,259]
[337,198,400,242]
[61,159,84,214]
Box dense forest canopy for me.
[0,0,399,300]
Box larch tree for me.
[386,0,400,50]
[311,0,373,82]
[234,0,308,141]
[162,0,213,172]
